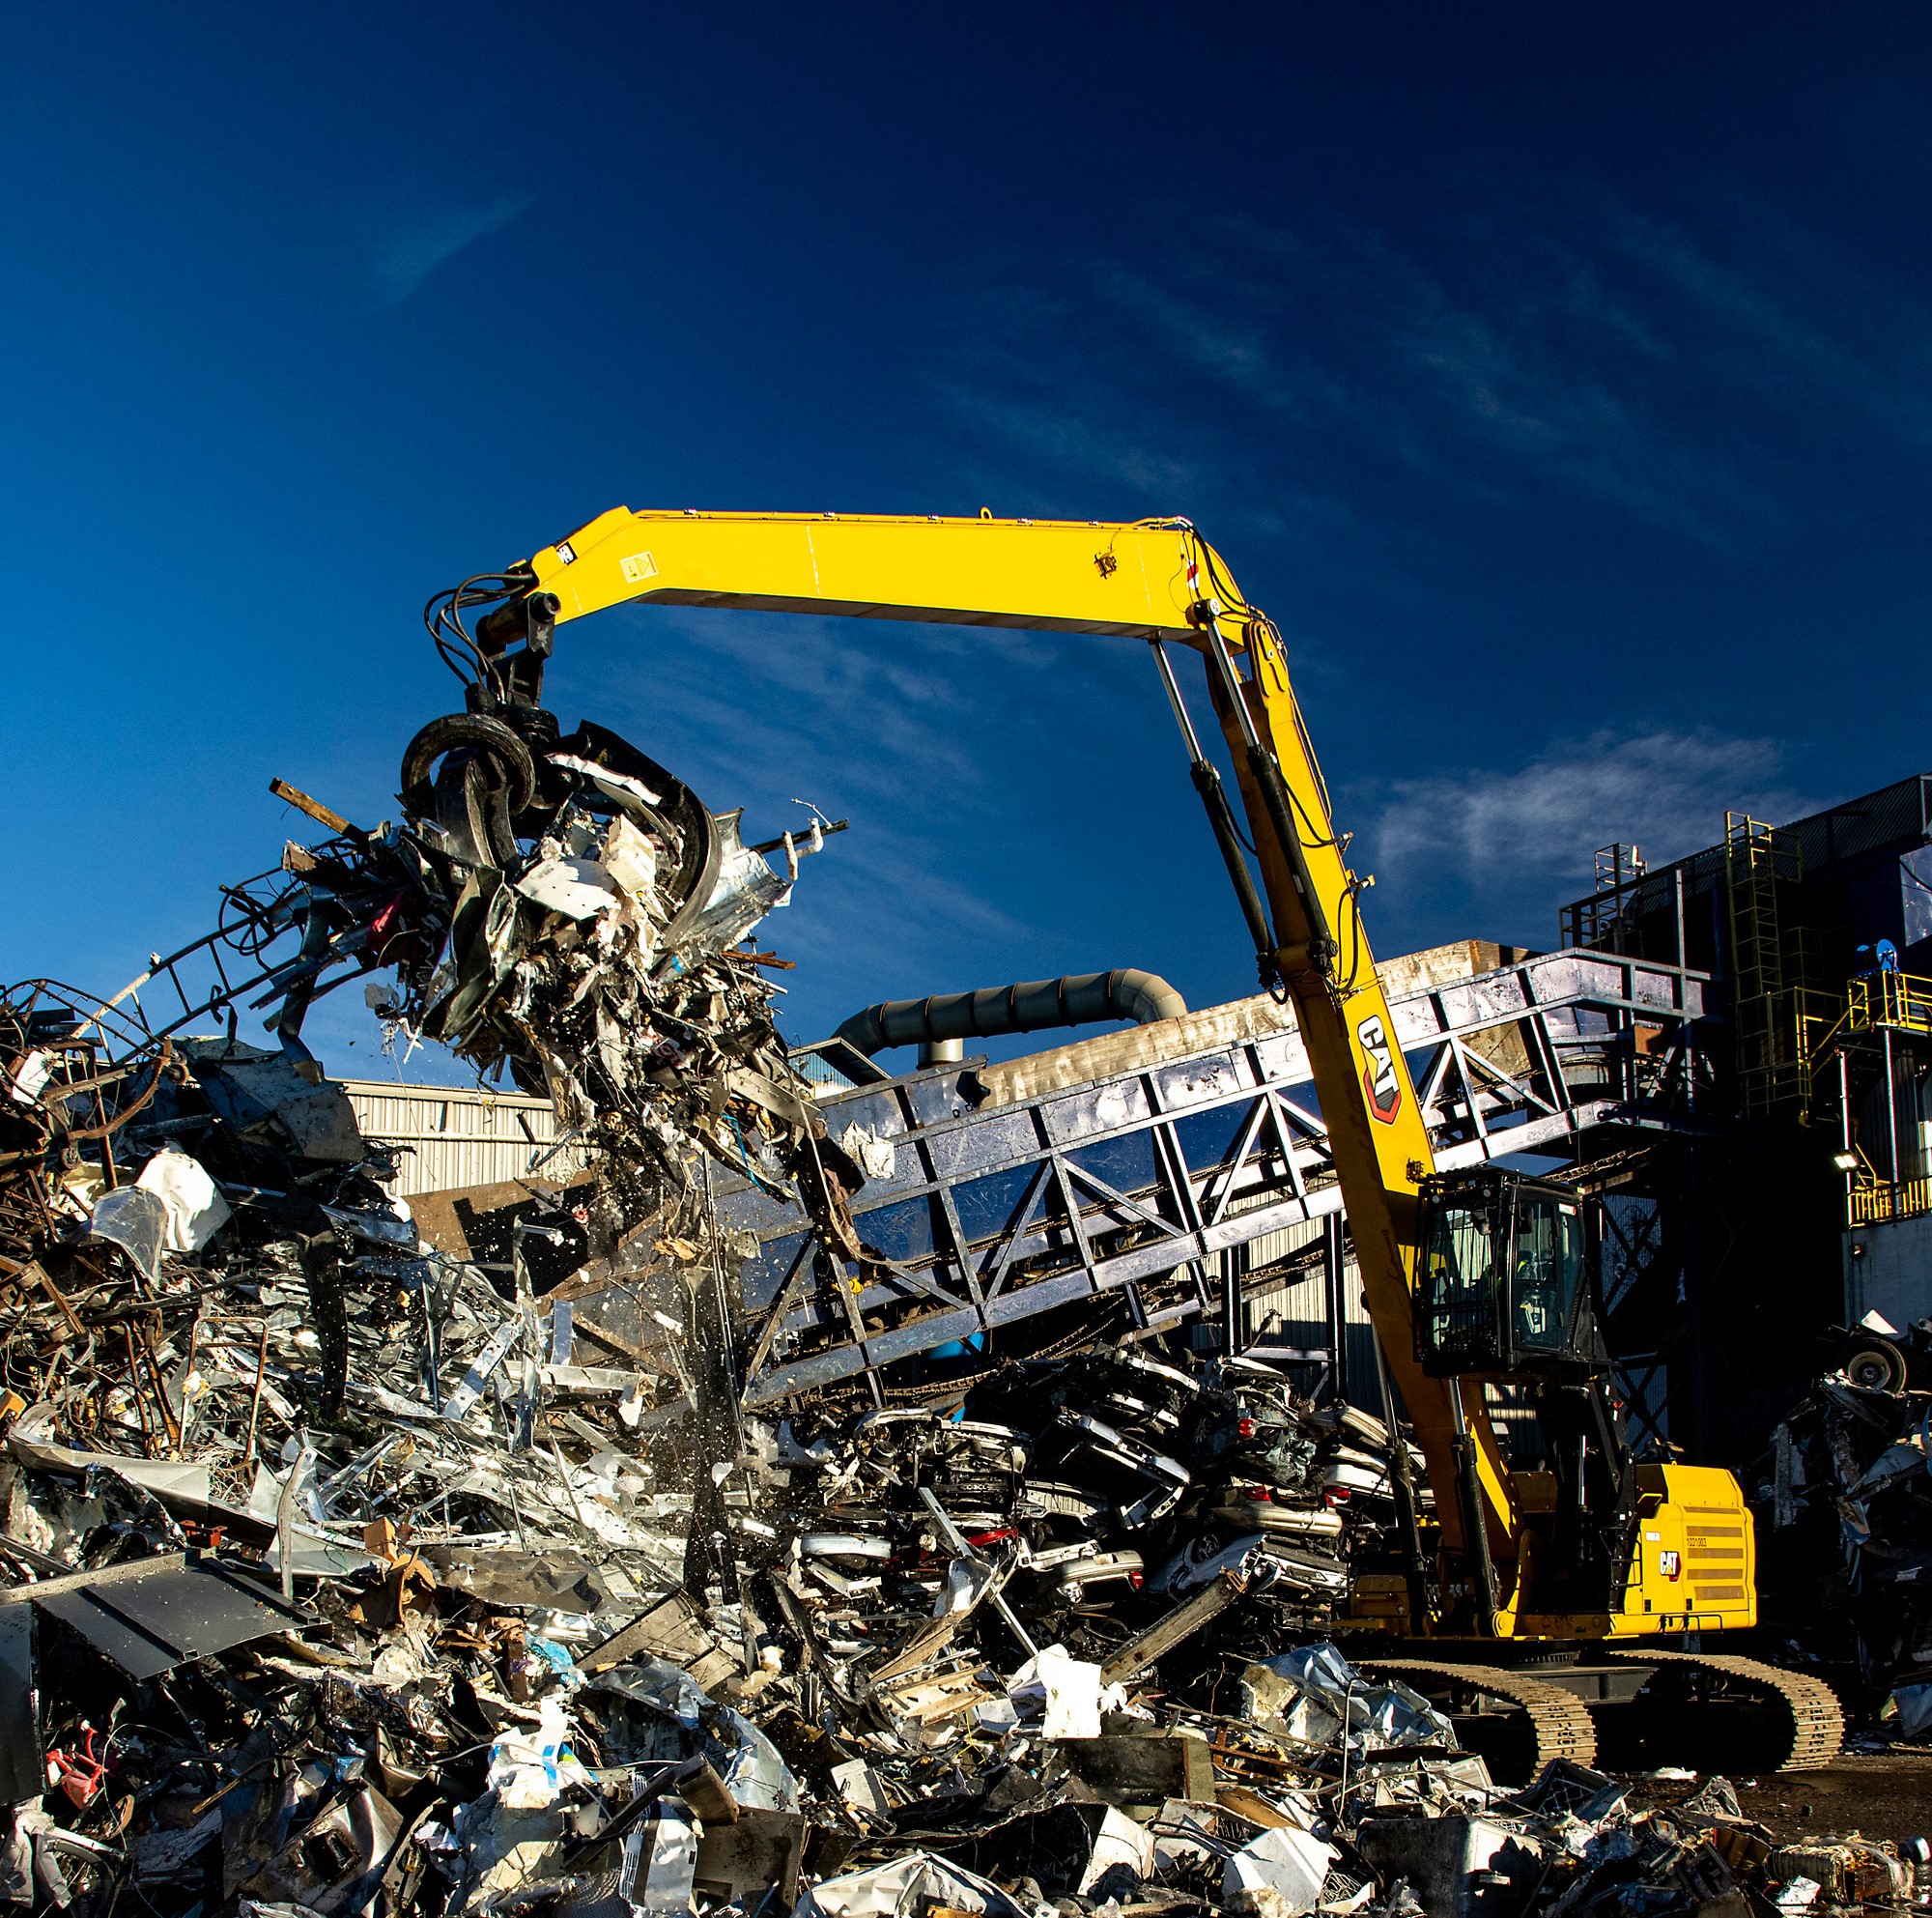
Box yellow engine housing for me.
[1348,1461,1757,1641]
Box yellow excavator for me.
[448,505,1841,1772]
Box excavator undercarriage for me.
[1362,1648,1845,1782]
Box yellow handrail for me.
[1846,970,1932,1036]
[1851,1174,1932,1225]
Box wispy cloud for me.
[932,381,1197,497]
[587,604,1046,809]
[369,190,533,308]
[1599,202,1932,447]
[925,185,1932,554]
[1371,728,1819,889]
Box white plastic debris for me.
[1011,1645,1105,1740]
[6,1050,49,1105]
[1078,1807,1154,1894]
[840,1123,897,1182]
[485,1697,588,1809]
[600,814,661,911]
[135,1147,232,1253]
[515,855,619,921]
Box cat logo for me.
[1356,1013,1402,1123]
[1659,1549,1681,1581]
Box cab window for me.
[1513,1197,1583,1355]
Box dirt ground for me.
[1661,1749,1932,1846]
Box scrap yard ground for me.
[1723,1757,1932,1847]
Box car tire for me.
[1844,1335,1908,1392]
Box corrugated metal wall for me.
[1239,1219,1382,1410]
[1241,1218,1334,1323]
[337,1078,590,1198]
[1237,1219,1538,1445]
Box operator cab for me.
[1413,1169,1609,1379]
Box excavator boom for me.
[459,502,1753,1650]
[529,506,1209,637]
[504,507,1481,1544]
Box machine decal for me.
[1356,1013,1402,1123]
[1660,1549,1681,1580]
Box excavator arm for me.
[467,504,1520,1620]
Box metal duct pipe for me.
[834,969,1187,1059]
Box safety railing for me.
[1850,1175,1932,1226]
[1845,971,1932,1039]
[1734,984,1838,1118]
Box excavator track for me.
[1605,1648,1844,1773]
[1360,1658,1598,1779]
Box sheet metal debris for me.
[1759,1352,1932,1739]
[0,1549,311,1679]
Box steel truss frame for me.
[726,951,1717,1407]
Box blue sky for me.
[4,6,1929,1079]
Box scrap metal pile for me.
[0,630,1917,1918]
[1759,1329,1932,1741]
[0,1086,1917,1918]
[0,978,1457,1918]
